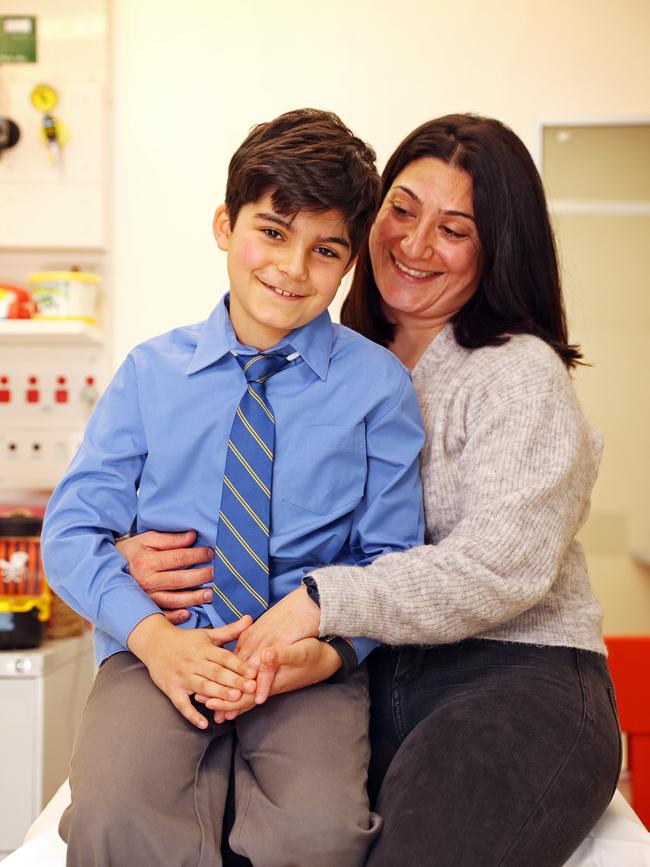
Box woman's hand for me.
[235,584,321,662]
[127,612,257,729]
[198,638,341,723]
[116,530,214,623]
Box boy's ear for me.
[213,204,231,251]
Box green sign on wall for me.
[0,16,37,63]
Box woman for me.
[121,114,620,866]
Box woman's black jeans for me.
[366,639,621,867]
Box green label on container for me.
[0,16,37,63]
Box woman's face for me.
[369,157,482,326]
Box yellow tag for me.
[30,83,58,112]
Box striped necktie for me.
[212,348,296,623]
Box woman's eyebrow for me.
[394,184,476,223]
[394,184,422,204]
[444,209,476,223]
[393,186,475,222]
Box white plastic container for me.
[27,271,100,324]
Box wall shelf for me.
[0,320,104,346]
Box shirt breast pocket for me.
[281,423,367,515]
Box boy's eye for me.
[314,246,339,259]
[262,227,284,240]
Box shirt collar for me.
[187,293,334,381]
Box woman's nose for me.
[401,226,434,261]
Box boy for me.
[42,109,424,867]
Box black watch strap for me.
[319,635,358,683]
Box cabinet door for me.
[0,678,39,853]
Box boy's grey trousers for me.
[60,651,380,867]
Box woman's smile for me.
[390,253,441,280]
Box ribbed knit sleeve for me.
[311,329,605,652]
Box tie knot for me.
[237,348,295,383]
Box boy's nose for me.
[279,248,308,281]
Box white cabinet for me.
[0,634,95,859]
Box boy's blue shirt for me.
[42,295,425,666]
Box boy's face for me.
[214,194,355,350]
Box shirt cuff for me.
[98,583,162,648]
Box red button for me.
[55,389,69,403]
[26,389,40,403]
[0,389,10,403]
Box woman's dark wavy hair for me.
[341,114,582,368]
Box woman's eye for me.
[262,228,283,240]
[391,203,411,218]
[441,225,466,239]
[314,246,338,259]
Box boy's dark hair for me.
[225,108,381,257]
[342,114,583,368]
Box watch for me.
[319,635,358,683]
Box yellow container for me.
[28,270,100,324]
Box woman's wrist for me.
[303,576,358,680]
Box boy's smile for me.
[214,194,355,350]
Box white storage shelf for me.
[0,321,103,346]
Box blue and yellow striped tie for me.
[212,348,296,623]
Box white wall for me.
[110,0,650,634]
[111,0,650,361]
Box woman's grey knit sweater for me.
[313,324,606,654]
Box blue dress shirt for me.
[42,296,425,665]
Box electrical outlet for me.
[0,428,84,490]
[0,343,102,492]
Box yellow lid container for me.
[28,270,100,324]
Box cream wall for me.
[110,0,650,633]
[543,125,650,635]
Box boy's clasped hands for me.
[127,590,340,731]
[122,528,335,729]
